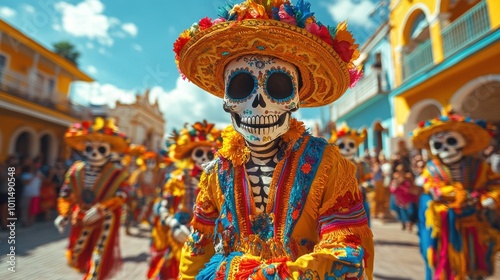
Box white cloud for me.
[52,23,61,31]
[133,44,143,52]
[55,0,117,46]
[323,0,376,27]
[86,42,94,49]
[70,81,137,108]
[121,23,138,37]
[98,47,106,54]
[87,65,97,75]
[22,4,35,14]
[0,6,16,18]
[150,77,231,132]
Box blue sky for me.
[0,0,385,132]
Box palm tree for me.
[52,41,80,65]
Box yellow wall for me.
[390,0,500,87]
[394,40,500,131]
[0,110,66,162]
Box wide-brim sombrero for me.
[178,20,349,108]
[412,120,491,155]
[170,141,218,161]
[65,133,129,153]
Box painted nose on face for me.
[92,152,97,157]
[252,94,266,108]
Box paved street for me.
[0,218,499,279]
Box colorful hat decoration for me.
[329,123,366,146]
[173,0,362,108]
[411,107,495,155]
[126,144,147,157]
[168,120,222,160]
[65,117,130,153]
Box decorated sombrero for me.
[174,0,362,107]
[329,123,366,146]
[411,108,495,155]
[65,117,130,153]
[126,144,147,157]
[168,120,222,160]
[135,151,159,167]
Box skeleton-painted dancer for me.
[55,118,130,280]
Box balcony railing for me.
[402,39,434,81]
[442,1,490,58]
[0,67,91,120]
[331,71,384,120]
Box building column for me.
[428,13,450,64]
[393,45,403,87]
[29,52,40,98]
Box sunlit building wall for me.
[108,89,166,153]
[389,0,500,144]
[0,19,93,164]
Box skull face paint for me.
[336,137,357,160]
[429,131,466,165]
[83,141,111,167]
[223,55,300,145]
[146,159,156,170]
[191,146,214,169]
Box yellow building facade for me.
[0,19,93,164]
[389,0,500,140]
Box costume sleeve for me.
[178,170,219,279]
[421,165,466,208]
[57,168,74,217]
[284,155,374,279]
[159,170,185,224]
[482,162,500,208]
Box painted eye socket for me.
[85,145,93,153]
[98,146,108,154]
[446,137,458,146]
[207,151,214,160]
[195,149,204,157]
[339,143,345,149]
[266,72,294,100]
[227,72,255,99]
[433,141,443,150]
[348,142,355,148]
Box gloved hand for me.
[54,215,69,234]
[172,224,190,244]
[164,216,190,243]
[82,204,103,226]
[481,197,496,209]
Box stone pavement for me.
[0,218,499,279]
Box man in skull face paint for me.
[329,123,373,227]
[411,108,500,280]
[129,151,162,225]
[174,1,373,279]
[56,118,131,280]
[147,121,221,280]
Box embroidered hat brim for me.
[178,20,350,108]
[171,141,218,160]
[65,133,129,153]
[412,121,491,155]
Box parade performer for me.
[123,144,146,235]
[147,121,221,280]
[330,123,373,226]
[173,1,374,278]
[411,108,500,280]
[55,118,130,280]
[130,151,162,225]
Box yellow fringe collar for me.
[217,118,306,166]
